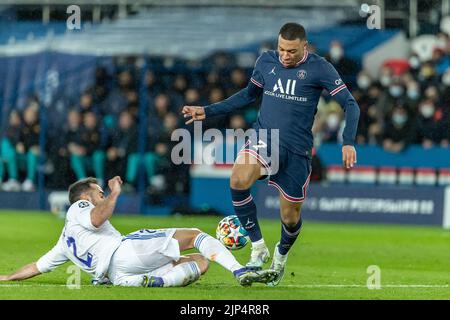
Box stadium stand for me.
[0,6,449,217]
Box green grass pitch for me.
[0,210,450,300]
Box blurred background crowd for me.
[0,1,449,199]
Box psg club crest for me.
[297,70,307,80]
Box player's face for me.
[89,184,106,206]
[277,35,307,68]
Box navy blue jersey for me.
[204,49,360,156]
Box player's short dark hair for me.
[68,177,98,204]
[279,22,306,41]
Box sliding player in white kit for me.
[0,177,277,287]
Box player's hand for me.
[181,106,205,125]
[342,145,357,169]
[0,275,9,281]
[108,176,123,196]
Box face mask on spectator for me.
[420,104,435,118]
[329,46,343,61]
[380,75,391,87]
[409,56,420,69]
[357,76,371,89]
[389,85,404,97]
[442,74,450,86]
[392,113,407,126]
[326,114,340,130]
[407,88,419,100]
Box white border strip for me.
[0,284,450,288]
[443,187,450,229]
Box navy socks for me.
[278,218,302,255]
[230,188,262,242]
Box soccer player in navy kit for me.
[182,23,360,286]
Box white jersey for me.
[36,200,123,280]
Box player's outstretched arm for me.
[181,80,263,125]
[318,61,360,170]
[181,106,206,125]
[0,262,41,281]
[90,176,122,228]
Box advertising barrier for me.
[190,165,450,228]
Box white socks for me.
[162,261,201,287]
[116,262,202,287]
[194,233,243,273]
[251,238,266,249]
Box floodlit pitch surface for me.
[0,210,449,300]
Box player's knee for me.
[190,228,202,235]
[188,228,202,247]
[230,172,252,190]
[280,208,301,227]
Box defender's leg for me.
[172,228,277,286]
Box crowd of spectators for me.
[1,31,449,193]
[314,32,450,154]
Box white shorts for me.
[107,228,180,286]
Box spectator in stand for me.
[146,94,170,188]
[93,66,112,104]
[148,112,188,195]
[145,70,165,100]
[417,61,438,87]
[384,79,406,116]
[364,84,387,145]
[352,71,372,144]
[432,47,450,76]
[313,95,343,145]
[226,68,248,96]
[404,80,421,111]
[184,88,202,106]
[415,99,444,148]
[101,70,136,129]
[106,110,139,191]
[441,68,450,132]
[69,111,105,185]
[382,105,415,153]
[321,111,343,143]
[208,87,226,105]
[152,93,173,115]
[125,89,139,119]
[378,65,394,88]
[16,105,40,191]
[229,114,248,131]
[203,87,228,129]
[203,70,221,95]
[78,90,98,115]
[170,74,188,108]
[408,53,421,76]
[1,110,22,191]
[424,85,441,105]
[56,110,83,186]
[325,40,357,89]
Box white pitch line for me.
[0,284,450,288]
[286,284,450,288]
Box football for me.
[216,215,249,250]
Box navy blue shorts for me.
[238,136,312,203]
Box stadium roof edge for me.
[2,0,359,6]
